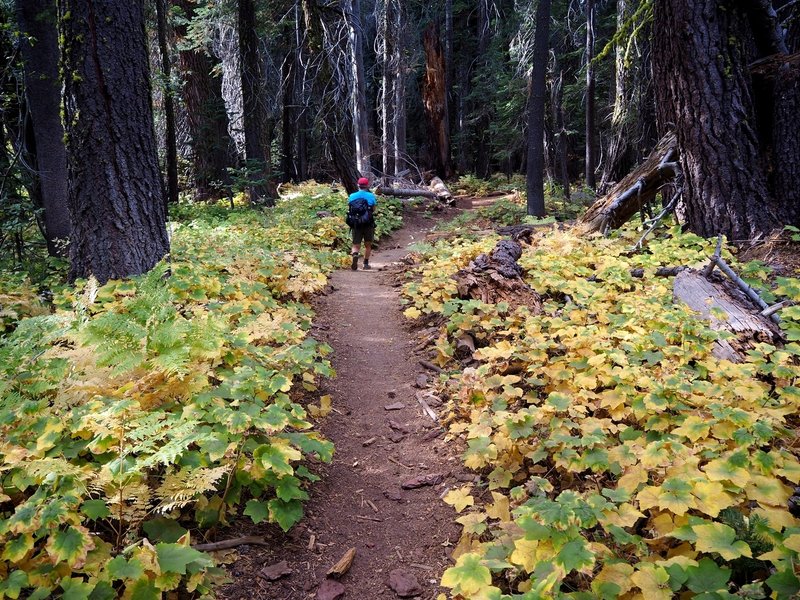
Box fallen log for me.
[376,186,437,200]
[453,240,542,311]
[673,269,783,362]
[579,132,680,234]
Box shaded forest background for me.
[1,0,799,282]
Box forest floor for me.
[218,204,470,600]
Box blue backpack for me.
[346,198,373,227]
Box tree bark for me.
[584,0,596,190]
[239,0,273,203]
[15,0,70,256]
[380,0,395,177]
[348,0,370,176]
[653,0,783,241]
[525,0,551,217]
[155,0,178,207]
[175,0,234,199]
[422,23,452,179]
[474,0,491,178]
[551,67,570,200]
[393,2,406,175]
[60,0,169,283]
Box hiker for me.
[346,177,377,271]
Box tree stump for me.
[453,240,542,311]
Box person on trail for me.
[347,177,377,271]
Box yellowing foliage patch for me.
[403,224,800,598]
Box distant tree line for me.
[0,0,798,282]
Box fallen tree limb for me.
[579,132,680,234]
[630,266,688,278]
[193,536,268,551]
[376,186,437,199]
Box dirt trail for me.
[220,207,465,599]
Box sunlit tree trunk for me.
[422,22,452,178]
[348,0,370,175]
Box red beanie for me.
[358,177,369,186]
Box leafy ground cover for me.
[401,222,800,599]
[0,184,401,599]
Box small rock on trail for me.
[401,473,444,489]
[388,568,423,597]
[259,560,292,581]
[316,579,346,600]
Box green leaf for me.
[81,499,110,520]
[275,476,309,502]
[268,498,303,531]
[155,543,213,575]
[47,526,94,568]
[255,443,294,476]
[0,570,28,599]
[766,570,800,598]
[441,552,493,595]
[2,534,34,563]
[106,556,144,581]
[60,577,94,600]
[556,539,594,572]
[127,578,161,600]
[244,499,270,524]
[686,558,730,593]
[142,518,188,543]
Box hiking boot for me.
[351,253,359,271]
[362,261,371,270]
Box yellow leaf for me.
[783,534,800,553]
[403,306,422,319]
[651,513,675,537]
[601,503,645,528]
[510,538,539,572]
[752,506,800,532]
[617,469,648,494]
[444,487,475,513]
[593,562,634,596]
[485,492,511,522]
[746,475,793,507]
[691,479,736,518]
[630,565,671,600]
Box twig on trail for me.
[388,456,414,470]
[193,536,268,551]
[417,397,438,422]
[410,563,435,571]
[419,359,443,373]
[366,499,379,513]
[308,535,316,550]
[355,515,383,522]
[327,547,357,578]
[362,437,377,447]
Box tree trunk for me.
[60,0,169,283]
[525,0,551,217]
[393,2,406,175]
[281,35,298,183]
[422,23,452,179]
[380,0,395,178]
[585,0,596,190]
[239,0,273,203]
[348,0,370,176]
[551,67,570,200]
[175,0,234,199]
[653,0,784,241]
[155,0,178,207]
[474,0,491,178]
[15,0,70,256]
